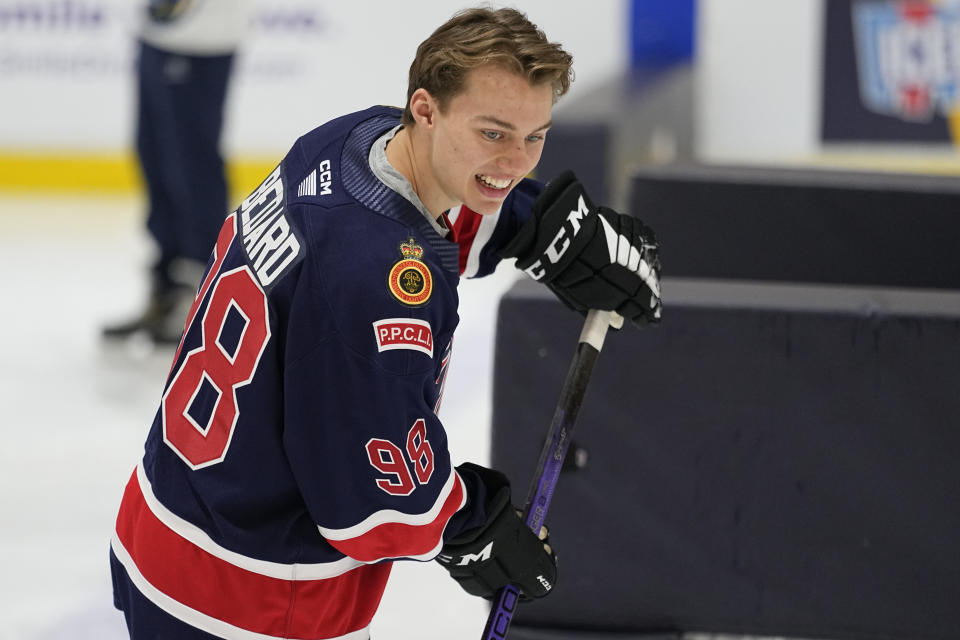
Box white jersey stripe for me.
[318,466,460,540]
[111,535,370,640]
[462,207,500,278]
[446,204,462,225]
[135,463,363,580]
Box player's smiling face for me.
[416,65,554,216]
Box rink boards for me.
[491,165,960,640]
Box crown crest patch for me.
[388,238,432,306]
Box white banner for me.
[0,1,627,156]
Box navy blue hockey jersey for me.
[110,106,542,639]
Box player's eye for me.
[526,133,545,143]
[481,130,503,141]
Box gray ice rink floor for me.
[0,192,519,639]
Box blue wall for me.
[630,0,695,65]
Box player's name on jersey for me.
[239,166,302,288]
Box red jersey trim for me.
[443,205,483,275]
[113,468,390,639]
[443,205,501,277]
[318,467,467,563]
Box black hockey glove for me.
[437,463,557,600]
[500,171,662,326]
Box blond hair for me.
[402,7,574,125]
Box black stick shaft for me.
[480,310,614,640]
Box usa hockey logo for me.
[853,1,960,121]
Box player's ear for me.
[409,88,437,128]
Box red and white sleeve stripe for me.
[318,466,467,563]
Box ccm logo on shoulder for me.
[373,318,434,358]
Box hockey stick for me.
[480,308,621,640]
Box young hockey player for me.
[110,7,661,639]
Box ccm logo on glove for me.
[438,540,493,566]
[523,194,591,280]
[437,463,557,600]
[520,190,659,299]
[499,170,662,326]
